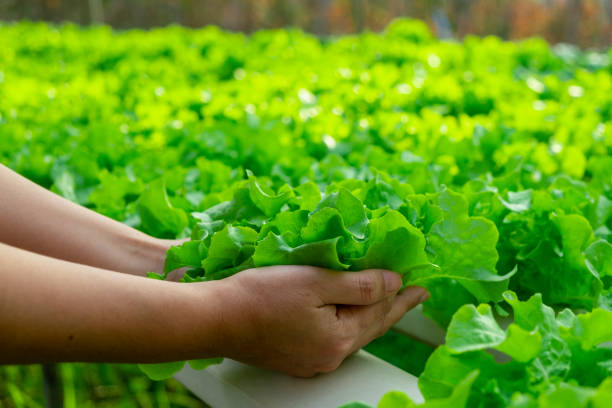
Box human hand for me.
[205,266,429,377]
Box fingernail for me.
[418,289,430,304]
[383,271,402,293]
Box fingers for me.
[342,286,429,352]
[336,296,395,332]
[315,269,403,306]
[166,266,188,282]
[288,287,427,377]
[382,286,429,330]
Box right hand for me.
[206,266,429,377]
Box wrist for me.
[119,232,174,276]
[170,279,231,359]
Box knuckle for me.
[328,313,346,333]
[357,276,375,302]
[357,273,383,303]
[368,300,392,327]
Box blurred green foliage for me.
[0,364,207,408]
[0,18,611,407]
[364,331,434,376]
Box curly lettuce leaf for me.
[136,178,188,238]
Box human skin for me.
[0,164,429,376]
[0,163,180,278]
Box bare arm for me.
[0,242,218,364]
[0,241,428,375]
[0,164,175,276]
[0,164,429,375]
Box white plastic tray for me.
[393,305,445,346]
[175,300,612,407]
[174,350,424,408]
[174,306,440,408]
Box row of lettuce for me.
[1,20,611,407]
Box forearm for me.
[0,242,222,364]
[0,164,172,275]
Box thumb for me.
[316,269,402,306]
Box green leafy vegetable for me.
[417,292,612,407]
[1,18,610,402]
